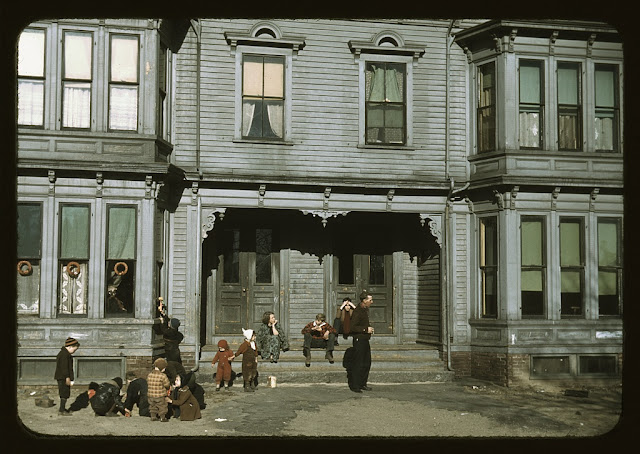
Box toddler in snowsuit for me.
[234,328,258,392]
[212,339,235,391]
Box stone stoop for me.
[195,343,454,385]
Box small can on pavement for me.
[267,375,277,388]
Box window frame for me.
[519,215,547,319]
[364,60,407,146]
[233,45,293,143]
[104,204,138,318]
[60,29,94,130]
[107,33,141,132]
[479,216,498,319]
[358,53,414,148]
[594,63,620,152]
[596,217,622,317]
[559,216,585,318]
[518,58,545,149]
[476,60,497,153]
[56,202,92,317]
[556,60,583,151]
[17,202,44,316]
[17,27,47,128]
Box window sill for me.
[357,143,415,151]
[233,138,294,146]
[470,148,623,161]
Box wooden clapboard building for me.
[15,19,624,386]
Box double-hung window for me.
[109,34,139,131]
[519,60,544,149]
[597,218,622,316]
[17,29,46,127]
[242,54,285,139]
[58,204,90,315]
[105,205,137,316]
[521,216,546,317]
[365,62,406,145]
[17,203,43,315]
[557,62,582,151]
[62,31,93,129]
[594,64,619,151]
[477,62,496,152]
[479,217,498,318]
[559,218,584,317]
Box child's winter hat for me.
[65,337,79,347]
[170,318,181,329]
[112,377,123,389]
[242,328,254,340]
[154,358,168,370]
[217,339,230,350]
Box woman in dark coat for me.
[168,374,201,421]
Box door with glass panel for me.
[333,253,393,334]
[215,228,279,334]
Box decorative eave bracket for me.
[419,214,442,247]
[202,208,227,239]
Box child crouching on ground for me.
[212,339,235,391]
[234,328,258,392]
[147,358,171,421]
[167,373,201,421]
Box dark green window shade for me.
[520,63,541,104]
[107,206,136,259]
[558,64,579,105]
[17,204,42,258]
[60,205,90,259]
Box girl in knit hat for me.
[212,339,235,391]
[234,329,258,392]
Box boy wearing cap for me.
[147,358,171,421]
[54,337,79,416]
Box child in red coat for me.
[211,339,235,391]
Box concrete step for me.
[196,343,454,384]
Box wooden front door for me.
[333,253,393,334]
[215,228,279,334]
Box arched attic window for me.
[254,27,277,39]
[377,36,399,47]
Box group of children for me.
[211,328,258,393]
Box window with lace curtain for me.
[62,31,92,129]
[109,34,139,131]
[58,204,90,316]
[242,54,284,139]
[557,62,582,151]
[519,60,544,149]
[17,28,45,127]
[365,62,406,145]
[17,203,42,315]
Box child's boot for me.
[216,384,220,392]
[58,398,71,416]
[150,412,158,421]
[244,381,251,392]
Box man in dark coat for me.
[348,291,374,393]
[54,337,79,415]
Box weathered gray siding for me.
[417,254,442,344]
[287,250,325,341]
[453,208,470,343]
[169,204,188,323]
[173,19,469,186]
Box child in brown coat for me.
[234,328,258,392]
[211,339,235,392]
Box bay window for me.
[62,31,93,129]
[17,29,45,127]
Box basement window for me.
[578,355,617,376]
[531,356,571,377]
